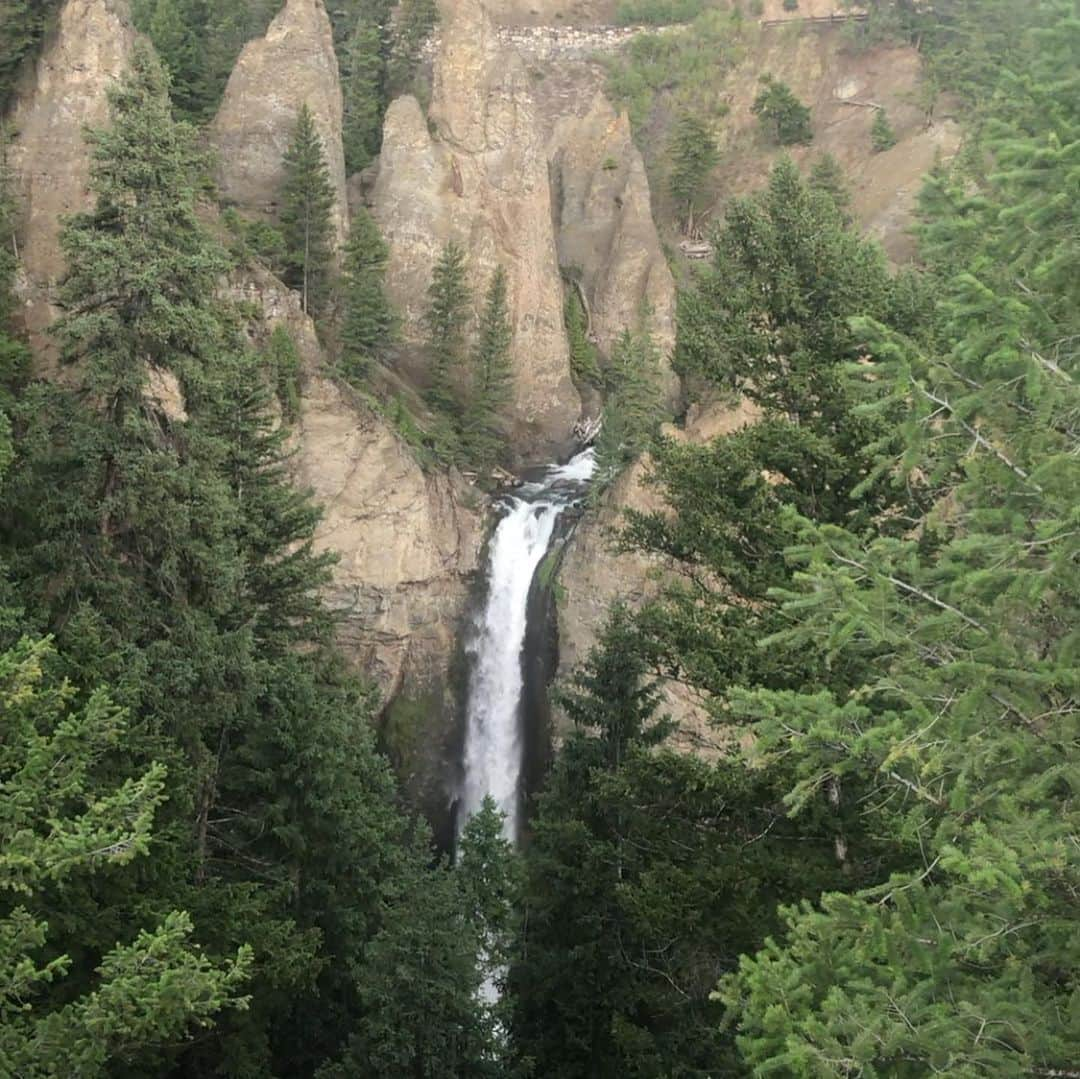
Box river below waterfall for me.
[458,449,596,844]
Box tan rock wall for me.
[551,93,677,402]
[7,0,137,361]
[373,0,582,461]
[211,0,349,248]
[296,377,485,701]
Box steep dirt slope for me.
[708,26,962,263]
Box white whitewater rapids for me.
[459,449,596,843]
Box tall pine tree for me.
[424,240,471,415]
[463,266,514,471]
[280,104,336,317]
[340,208,396,382]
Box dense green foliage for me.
[613,0,707,26]
[463,267,515,471]
[751,75,813,145]
[594,325,664,489]
[340,208,396,382]
[668,111,718,232]
[564,287,601,387]
[0,0,63,112]
[421,251,521,472]
[515,3,1080,1077]
[130,0,279,120]
[424,240,472,417]
[1,2,1077,1076]
[604,8,747,135]
[0,637,252,1075]
[280,104,337,317]
[870,106,897,151]
[0,48,502,1077]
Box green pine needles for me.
[871,106,898,151]
[424,240,472,416]
[280,103,337,317]
[340,208,397,381]
[752,74,813,146]
[463,266,515,471]
[668,111,719,233]
[422,246,517,472]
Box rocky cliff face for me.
[551,94,678,401]
[372,0,682,459]
[211,0,349,248]
[373,0,582,460]
[7,0,137,363]
[233,270,485,817]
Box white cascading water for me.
[459,449,596,844]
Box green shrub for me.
[614,0,706,26]
[871,107,898,151]
[752,74,813,145]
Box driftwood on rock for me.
[679,239,713,260]
[574,415,603,446]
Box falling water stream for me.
[459,449,596,844]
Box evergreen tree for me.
[463,266,514,470]
[632,156,931,704]
[457,797,521,1023]
[751,75,813,145]
[424,240,471,415]
[668,111,718,232]
[594,325,662,487]
[0,636,252,1076]
[564,287,601,386]
[387,0,439,94]
[0,47,450,1076]
[329,835,496,1079]
[0,130,29,400]
[512,612,883,1077]
[266,324,302,422]
[280,104,337,317]
[145,0,203,117]
[340,208,396,382]
[342,15,386,175]
[808,151,852,221]
[870,106,897,151]
[0,0,63,111]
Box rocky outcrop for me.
[7,0,137,362]
[551,93,677,397]
[372,0,581,461]
[296,378,484,698]
[230,264,484,712]
[235,267,485,818]
[211,0,348,247]
[556,398,760,754]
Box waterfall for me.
[459,449,596,843]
